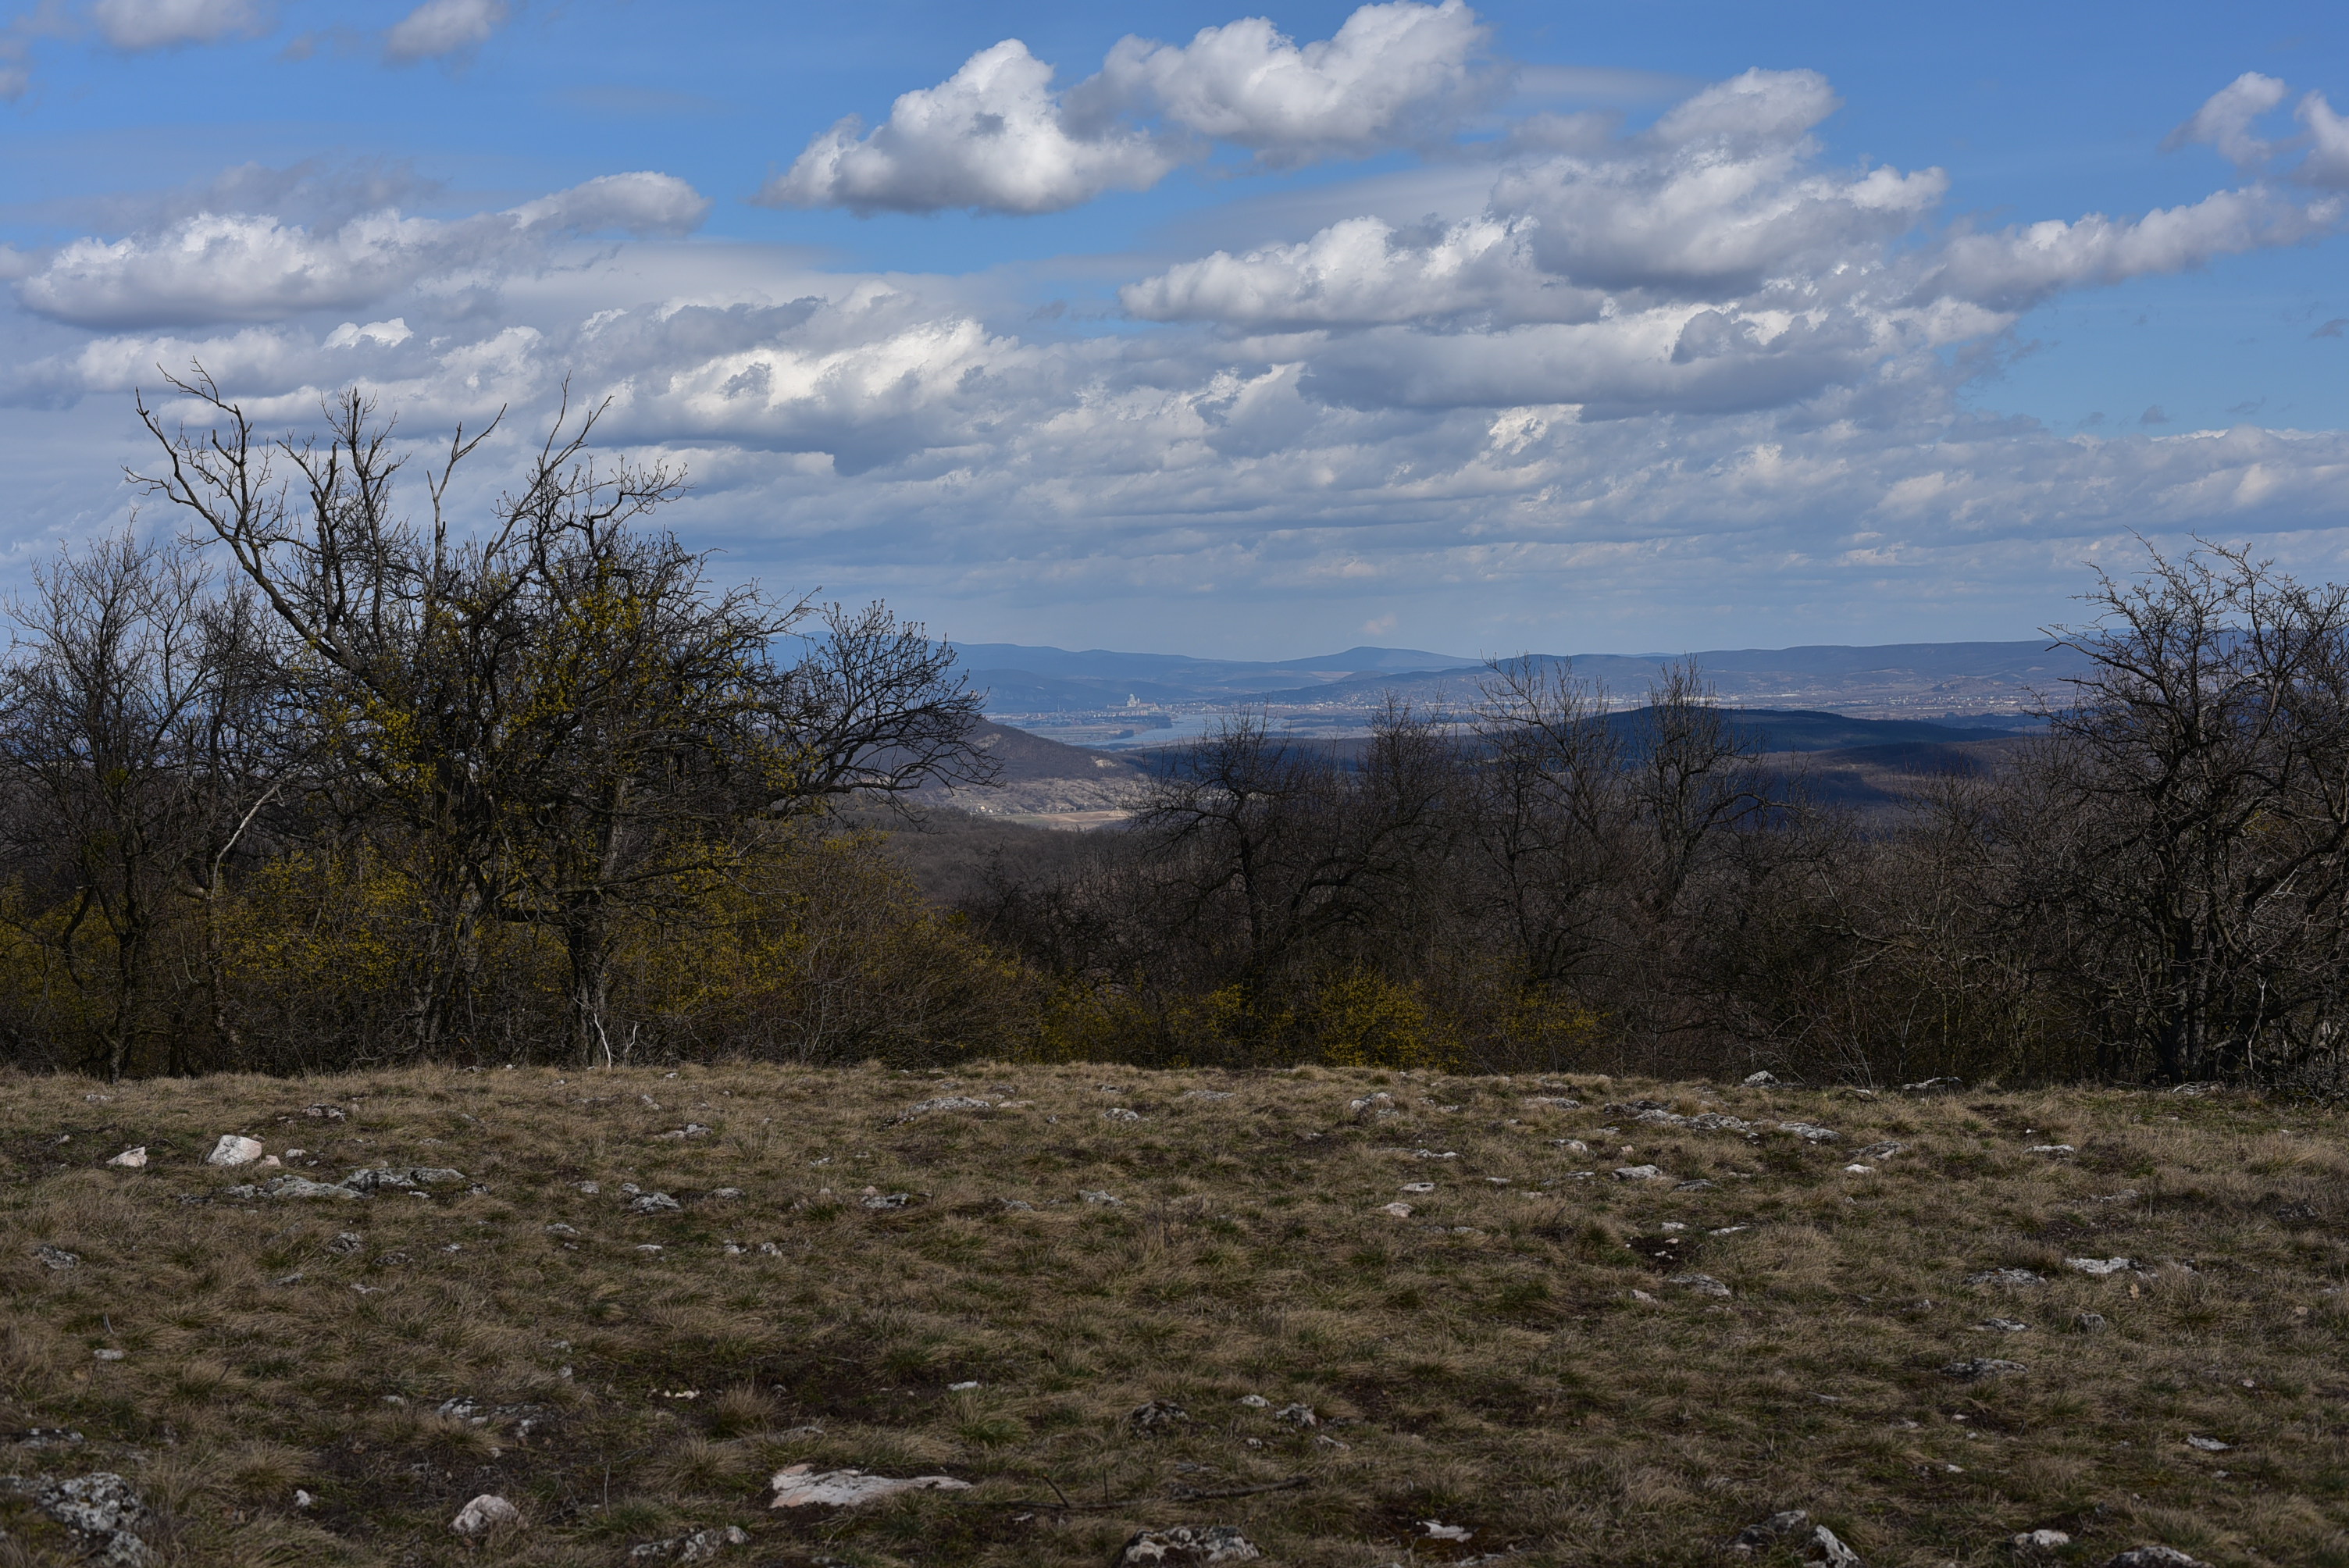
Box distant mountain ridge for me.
[951,639,2090,717]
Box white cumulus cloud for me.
[763,0,1492,214]
[383,0,510,63]
[89,0,268,50]
[13,173,708,328]
[757,41,1177,216]
[1076,0,1489,162]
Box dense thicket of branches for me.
[969,547,2349,1092]
[0,378,1003,1077]
[5,380,2344,1095]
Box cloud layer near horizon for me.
[5,8,2349,647]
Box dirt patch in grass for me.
[0,1065,2344,1565]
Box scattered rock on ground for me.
[861,1193,911,1210]
[1941,1358,2026,1381]
[894,1096,990,1122]
[1777,1121,1841,1143]
[105,1147,145,1169]
[1670,1272,1732,1297]
[2184,1434,2230,1452]
[1741,1071,1779,1085]
[626,1192,683,1214]
[1726,1509,1809,1554]
[266,1175,360,1199]
[1347,1092,1395,1118]
[628,1524,752,1561]
[2067,1256,2134,1276]
[7,1471,151,1563]
[34,1245,79,1270]
[1081,1189,1122,1206]
[1855,1141,1905,1160]
[2009,1530,2072,1554]
[1809,1523,1864,1566]
[2101,1550,2209,1568]
[1273,1402,1317,1427]
[1116,1524,1264,1565]
[768,1464,971,1507]
[205,1135,263,1166]
[1130,1399,1190,1431]
[1966,1268,2048,1288]
[2073,1311,2108,1333]
[451,1494,522,1535]
[1103,1107,1143,1122]
[1380,1202,1413,1217]
[1975,1318,2031,1332]
[1613,1164,1664,1181]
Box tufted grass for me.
[0,1062,2345,1566]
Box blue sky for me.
[1,1,2344,658]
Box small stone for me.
[1419,1521,1474,1541]
[1237,1394,1270,1408]
[627,1192,683,1214]
[294,1489,315,1509]
[326,1232,364,1255]
[2010,1529,2071,1553]
[1809,1523,1863,1567]
[1777,1121,1841,1142]
[1629,1288,1657,1303]
[266,1175,361,1200]
[92,1349,125,1362]
[1843,1164,1876,1174]
[1670,1272,1733,1298]
[1130,1399,1190,1431]
[1114,1523,1263,1564]
[1941,1357,2026,1381]
[206,1135,264,1166]
[2066,1256,2134,1276]
[2025,1144,2076,1155]
[1855,1141,1906,1160]
[1400,1181,1436,1193]
[547,1222,580,1236]
[34,1244,80,1270]
[1966,1268,2048,1288]
[2073,1310,2108,1333]
[654,1124,713,1139]
[711,1188,743,1199]
[1080,1189,1122,1206]
[2101,1550,2209,1568]
[628,1525,752,1561]
[1741,1071,1779,1085]
[1273,1402,1317,1427]
[33,1471,148,1559]
[1676,1178,1718,1191]
[768,1464,971,1507]
[1380,1202,1413,1218]
[861,1193,911,1210]
[1103,1107,1143,1122]
[2184,1434,2230,1452]
[1726,1509,1809,1553]
[1613,1164,1664,1181]
[1974,1318,2031,1333]
[895,1096,992,1123]
[451,1493,522,1535]
[1347,1092,1395,1117]
[105,1147,146,1169]
[1900,1076,1962,1091]
[948,1381,981,1392]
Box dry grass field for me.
[1,1063,2344,1567]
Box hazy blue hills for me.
[953,639,2090,715]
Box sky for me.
[0,1,2345,659]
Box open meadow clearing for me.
[1,1064,2344,1567]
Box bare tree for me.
[0,533,276,1078]
[133,369,989,1064]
